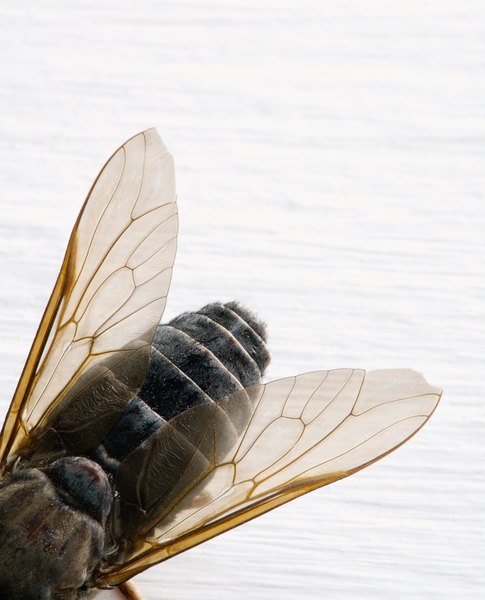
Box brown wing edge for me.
[97,372,441,587]
[0,130,168,467]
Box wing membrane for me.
[0,129,178,463]
[99,368,441,585]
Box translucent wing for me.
[0,129,178,464]
[98,368,441,586]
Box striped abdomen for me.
[94,301,270,472]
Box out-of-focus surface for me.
[0,1,483,599]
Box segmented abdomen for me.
[94,302,270,472]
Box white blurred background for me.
[0,1,484,598]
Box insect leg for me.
[117,581,145,600]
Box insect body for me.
[0,131,441,599]
[0,301,268,599]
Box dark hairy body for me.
[0,302,269,599]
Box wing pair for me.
[0,130,441,587]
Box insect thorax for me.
[0,465,106,599]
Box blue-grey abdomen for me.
[96,302,270,470]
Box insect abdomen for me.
[96,302,270,470]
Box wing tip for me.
[142,127,160,142]
[368,368,442,397]
[124,128,167,153]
